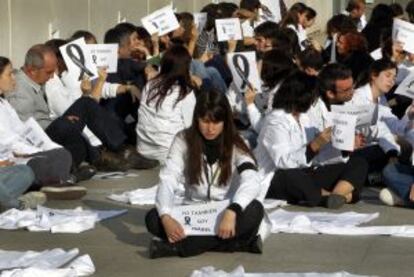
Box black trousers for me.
[352,145,388,173]
[145,200,264,257]
[266,156,368,207]
[46,97,127,167]
[27,148,72,187]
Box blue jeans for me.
[383,163,414,206]
[0,165,34,209]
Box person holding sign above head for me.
[255,70,368,209]
[145,89,263,258]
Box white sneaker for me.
[379,188,404,206]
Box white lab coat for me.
[155,132,260,216]
[255,109,313,200]
[351,84,403,153]
[136,83,196,162]
[0,99,57,162]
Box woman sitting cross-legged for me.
[255,71,368,209]
[145,89,264,258]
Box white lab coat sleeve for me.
[262,120,309,169]
[232,151,261,210]
[155,133,187,216]
[181,92,196,128]
[246,103,264,133]
[100,82,120,99]
[376,120,400,154]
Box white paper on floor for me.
[268,209,414,237]
[0,206,127,233]
[190,265,376,277]
[108,185,288,209]
[107,184,185,205]
[92,171,139,180]
[0,248,95,277]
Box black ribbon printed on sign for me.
[66,44,94,81]
[232,54,250,90]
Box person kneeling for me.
[145,89,264,258]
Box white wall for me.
[0,0,332,67]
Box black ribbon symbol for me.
[66,44,94,81]
[92,54,97,64]
[184,216,191,226]
[232,54,250,90]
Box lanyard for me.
[202,158,220,201]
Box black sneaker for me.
[72,165,97,183]
[247,235,263,254]
[93,150,129,172]
[123,149,159,170]
[149,238,179,259]
[325,194,346,209]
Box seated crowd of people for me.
[2,0,414,259]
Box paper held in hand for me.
[194,13,207,33]
[393,18,414,54]
[141,5,180,36]
[330,112,357,151]
[87,44,118,73]
[60,37,98,81]
[227,51,262,93]
[170,200,230,236]
[331,104,378,127]
[215,18,243,41]
[20,118,61,151]
[395,71,414,99]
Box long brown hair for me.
[146,45,193,110]
[185,89,254,186]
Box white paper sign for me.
[170,200,230,236]
[395,71,414,99]
[227,51,262,93]
[215,18,243,42]
[393,18,414,54]
[330,112,357,151]
[260,0,282,23]
[194,13,207,33]
[87,44,118,73]
[21,118,61,151]
[141,5,180,36]
[60,38,98,81]
[331,104,378,127]
[241,20,254,38]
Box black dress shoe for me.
[149,238,179,259]
[72,165,97,183]
[325,194,346,209]
[247,235,263,254]
[124,151,159,170]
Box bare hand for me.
[354,133,366,150]
[128,85,141,103]
[392,41,406,63]
[161,215,186,243]
[190,75,203,89]
[409,184,414,202]
[244,86,256,105]
[97,67,108,82]
[218,209,237,239]
[80,77,92,95]
[311,127,332,151]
